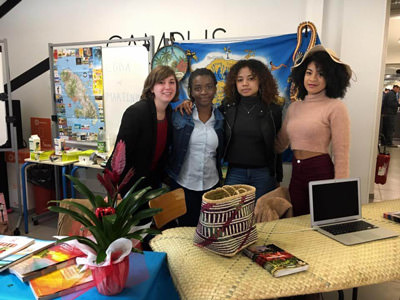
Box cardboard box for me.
[57,199,93,237]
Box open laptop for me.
[309,177,398,245]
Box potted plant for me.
[49,140,166,295]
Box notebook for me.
[309,177,398,245]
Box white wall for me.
[0,0,389,204]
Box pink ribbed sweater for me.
[275,91,350,178]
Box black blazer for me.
[106,98,172,196]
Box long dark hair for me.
[224,59,278,105]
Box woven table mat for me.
[150,200,400,300]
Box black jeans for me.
[382,114,396,145]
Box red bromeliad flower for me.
[95,207,116,220]
[96,140,134,208]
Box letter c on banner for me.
[212,28,226,39]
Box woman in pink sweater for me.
[275,45,352,216]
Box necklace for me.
[241,103,257,114]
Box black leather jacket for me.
[219,99,283,182]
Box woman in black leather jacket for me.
[221,59,282,200]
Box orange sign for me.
[31,118,52,150]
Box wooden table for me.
[150,200,400,300]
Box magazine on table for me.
[0,235,34,260]
[0,239,55,272]
[29,263,94,300]
[242,243,309,277]
[9,242,85,282]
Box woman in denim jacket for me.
[167,69,224,226]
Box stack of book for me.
[383,211,400,223]
[0,236,94,299]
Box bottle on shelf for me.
[97,127,106,153]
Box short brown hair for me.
[141,66,179,102]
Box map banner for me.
[53,46,104,142]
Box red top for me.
[151,118,168,171]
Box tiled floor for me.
[6,144,400,300]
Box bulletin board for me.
[0,49,7,146]
[48,37,154,149]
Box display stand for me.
[0,39,23,235]
[48,37,154,150]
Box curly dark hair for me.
[224,59,278,105]
[141,65,179,102]
[290,51,351,100]
[188,68,217,101]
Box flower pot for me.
[89,256,130,296]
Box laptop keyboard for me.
[320,220,377,235]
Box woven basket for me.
[193,184,257,257]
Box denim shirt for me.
[167,106,224,183]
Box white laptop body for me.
[309,177,398,246]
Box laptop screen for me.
[309,178,361,225]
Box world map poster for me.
[53,46,104,142]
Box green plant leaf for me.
[123,233,144,241]
[131,247,143,254]
[66,174,96,207]
[54,235,100,254]
[115,186,152,229]
[132,208,162,223]
[131,227,161,236]
[96,250,107,264]
[143,186,170,201]
[125,228,161,241]
[49,205,93,228]
[57,200,103,229]
[120,208,161,236]
[94,195,108,208]
[122,176,146,200]
[102,214,117,240]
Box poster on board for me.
[0,50,7,146]
[53,46,105,142]
[102,46,149,148]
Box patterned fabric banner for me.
[175,30,320,111]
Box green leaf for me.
[131,247,143,254]
[96,250,107,264]
[57,200,103,229]
[66,174,96,207]
[49,206,93,228]
[94,195,108,208]
[54,235,100,254]
[131,227,161,236]
[143,187,169,201]
[123,233,144,241]
[124,228,161,241]
[115,187,152,229]
[122,176,146,200]
[102,214,117,240]
[132,208,162,223]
